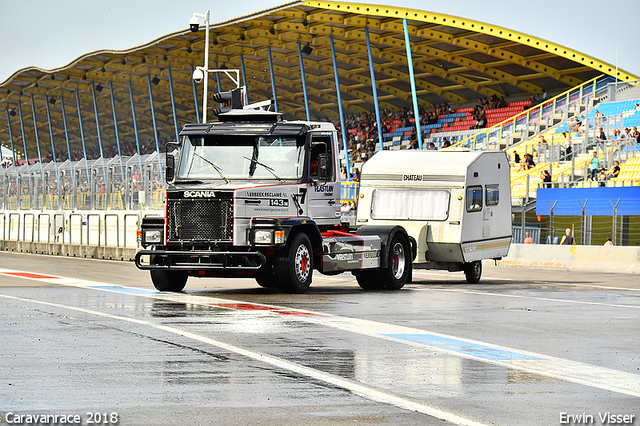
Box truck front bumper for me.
[135,249,266,271]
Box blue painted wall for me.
[536,187,640,216]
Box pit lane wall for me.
[1,209,639,275]
[497,243,640,274]
[0,209,163,260]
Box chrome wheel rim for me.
[294,244,311,282]
[391,242,406,280]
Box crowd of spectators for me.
[335,102,470,172]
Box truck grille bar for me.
[167,198,233,242]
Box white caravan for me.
[356,149,512,283]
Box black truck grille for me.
[167,198,233,242]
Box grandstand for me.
[1,1,640,252]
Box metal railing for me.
[456,75,613,151]
[0,153,165,212]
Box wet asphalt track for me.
[0,251,639,426]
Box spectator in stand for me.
[340,166,347,180]
[607,160,621,180]
[353,167,360,182]
[546,231,560,245]
[407,127,418,149]
[525,153,536,169]
[596,127,607,142]
[598,167,608,187]
[537,134,548,151]
[427,142,437,150]
[595,109,605,125]
[512,150,521,165]
[518,153,535,171]
[569,115,584,136]
[563,132,572,159]
[540,169,552,188]
[589,151,600,181]
[604,237,613,246]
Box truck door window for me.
[466,186,483,212]
[309,135,333,180]
[486,185,499,206]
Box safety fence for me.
[0,152,165,211]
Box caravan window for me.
[486,185,499,206]
[371,189,449,221]
[466,186,482,212]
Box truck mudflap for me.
[135,249,266,271]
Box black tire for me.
[464,260,482,284]
[150,270,188,292]
[381,233,410,290]
[354,270,379,290]
[356,233,410,291]
[275,233,313,294]
[255,265,278,288]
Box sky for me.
[1,0,639,85]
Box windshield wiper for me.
[243,156,283,183]
[193,151,229,183]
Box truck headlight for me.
[144,230,163,244]
[254,229,273,244]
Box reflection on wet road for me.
[1,254,639,426]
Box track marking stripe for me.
[383,333,543,361]
[88,285,165,295]
[0,292,486,426]
[424,287,640,310]
[1,267,640,398]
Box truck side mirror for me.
[318,153,331,181]
[166,154,175,183]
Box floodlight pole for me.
[191,10,211,123]
[202,11,210,123]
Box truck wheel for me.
[354,270,378,290]
[464,261,482,284]
[276,233,313,294]
[150,270,188,292]
[255,266,278,288]
[381,233,410,290]
[355,233,410,291]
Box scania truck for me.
[135,94,413,293]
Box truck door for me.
[306,133,340,224]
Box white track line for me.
[0,292,486,426]
[415,287,640,310]
[2,267,640,399]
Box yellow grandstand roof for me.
[0,1,637,158]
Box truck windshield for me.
[177,135,304,180]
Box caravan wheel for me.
[464,261,482,284]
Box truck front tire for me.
[276,233,313,294]
[150,270,188,292]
